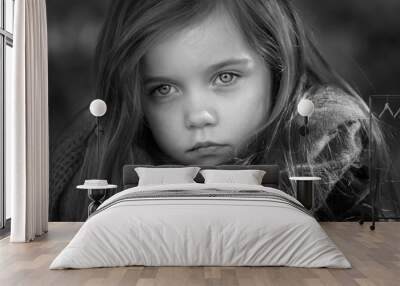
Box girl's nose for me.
[185,109,218,129]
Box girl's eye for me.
[150,84,178,98]
[214,72,239,86]
[157,85,171,95]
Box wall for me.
[47,0,400,221]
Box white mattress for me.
[50,183,351,269]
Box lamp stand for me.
[97,117,100,177]
[299,116,310,177]
[299,116,309,136]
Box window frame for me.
[0,0,14,230]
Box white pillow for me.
[135,167,200,186]
[200,169,266,185]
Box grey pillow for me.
[200,169,266,185]
[135,167,200,186]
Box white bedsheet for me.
[50,183,351,269]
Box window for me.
[0,0,14,230]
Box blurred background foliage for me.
[47,0,400,138]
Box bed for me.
[50,165,350,269]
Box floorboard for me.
[0,222,399,286]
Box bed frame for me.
[122,165,280,189]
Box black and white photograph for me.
[48,0,400,222]
[1,0,400,285]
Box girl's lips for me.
[186,142,231,156]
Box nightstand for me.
[289,176,321,210]
[77,183,117,217]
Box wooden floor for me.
[0,222,399,286]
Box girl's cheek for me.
[148,103,183,129]
[220,84,269,127]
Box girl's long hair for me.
[82,0,390,218]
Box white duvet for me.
[50,183,351,269]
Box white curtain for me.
[8,0,49,242]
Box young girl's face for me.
[142,9,272,165]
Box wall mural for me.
[48,0,400,221]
